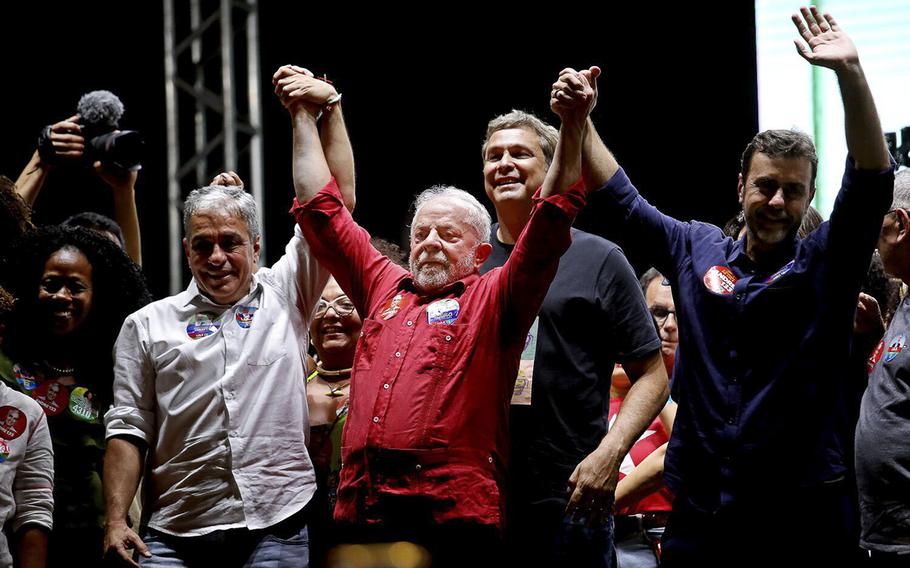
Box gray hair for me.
[891,169,910,211]
[411,185,492,242]
[482,109,559,166]
[639,267,665,295]
[183,185,261,241]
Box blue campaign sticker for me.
[427,298,460,325]
[765,259,796,285]
[235,306,257,329]
[0,439,9,463]
[186,311,221,340]
[885,334,906,362]
[12,364,38,391]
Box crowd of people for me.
[0,6,906,568]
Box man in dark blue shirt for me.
[551,6,894,566]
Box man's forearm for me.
[540,120,585,199]
[103,437,145,529]
[837,63,890,171]
[291,109,332,205]
[320,104,356,212]
[17,526,48,568]
[601,352,669,459]
[581,117,621,189]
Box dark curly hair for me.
[0,176,34,252]
[1,226,151,402]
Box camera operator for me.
[16,113,142,266]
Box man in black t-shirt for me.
[479,109,668,568]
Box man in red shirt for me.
[273,66,597,565]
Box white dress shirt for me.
[0,381,54,567]
[105,226,327,536]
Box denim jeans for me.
[140,519,309,568]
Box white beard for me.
[411,249,476,292]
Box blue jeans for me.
[140,520,309,568]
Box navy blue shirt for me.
[595,158,893,512]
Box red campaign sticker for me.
[703,266,737,296]
[867,339,885,375]
[32,381,67,417]
[380,293,409,320]
[0,406,26,440]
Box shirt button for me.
[229,431,238,438]
[407,320,413,327]
[727,417,735,425]
[383,384,390,389]
[373,416,379,423]
[488,456,493,463]
[225,392,234,399]
[445,335,452,342]
[735,293,744,301]
[416,464,422,471]
[395,351,401,358]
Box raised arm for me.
[791,6,890,171]
[545,66,599,197]
[15,115,83,206]
[97,164,142,266]
[274,65,355,211]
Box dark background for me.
[1,3,757,299]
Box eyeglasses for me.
[314,296,356,318]
[649,306,677,327]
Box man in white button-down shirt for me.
[102,171,338,567]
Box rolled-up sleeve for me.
[105,315,157,443]
[12,410,53,532]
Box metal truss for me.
[163,0,263,293]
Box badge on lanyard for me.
[12,364,38,392]
[703,266,737,296]
[380,293,408,320]
[427,298,460,325]
[885,334,906,362]
[32,381,67,417]
[235,306,257,329]
[0,439,10,463]
[0,406,26,441]
[512,317,539,406]
[69,387,99,423]
[187,311,221,339]
[765,259,795,285]
[868,339,885,375]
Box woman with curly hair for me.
[0,225,151,565]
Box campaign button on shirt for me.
[0,439,10,463]
[13,364,38,392]
[186,311,221,339]
[69,387,99,422]
[703,266,737,295]
[381,293,408,320]
[0,406,26,441]
[32,381,67,416]
[427,298,460,325]
[885,334,906,362]
[235,306,257,329]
